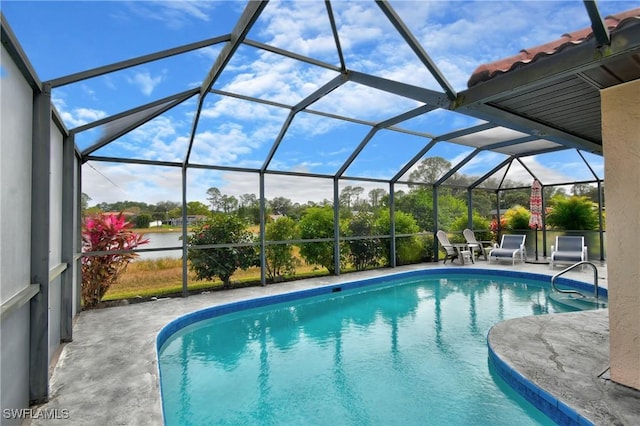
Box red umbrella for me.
[529,179,542,230]
[529,179,543,261]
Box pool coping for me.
[487,341,594,426]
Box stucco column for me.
[601,79,640,390]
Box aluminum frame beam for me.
[1,14,41,90]
[375,0,457,101]
[391,123,498,184]
[29,84,52,404]
[391,139,438,183]
[185,1,268,166]
[583,0,611,46]
[200,1,267,96]
[46,35,231,88]
[468,157,513,190]
[60,133,76,342]
[348,70,451,107]
[261,73,348,171]
[432,122,499,143]
[325,0,347,71]
[434,149,482,187]
[335,104,437,178]
[73,89,199,134]
[80,90,198,158]
[243,39,342,72]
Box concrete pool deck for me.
[28,260,640,425]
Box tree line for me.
[81,157,603,294]
[83,157,602,232]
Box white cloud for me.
[262,174,335,204]
[127,70,165,96]
[335,2,388,47]
[195,96,288,166]
[258,0,340,60]
[407,1,592,90]
[57,105,108,129]
[124,1,216,30]
[83,162,182,205]
[54,92,108,129]
[521,155,593,185]
[187,170,340,206]
[190,128,253,165]
[311,81,420,122]
[81,84,97,99]
[125,116,185,162]
[83,163,341,209]
[221,53,341,105]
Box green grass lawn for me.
[103,256,333,301]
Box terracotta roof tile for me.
[467,8,640,88]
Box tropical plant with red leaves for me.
[490,216,508,241]
[81,213,148,308]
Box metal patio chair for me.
[489,234,526,265]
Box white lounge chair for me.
[489,234,526,265]
[463,228,494,261]
[550,236,588,269]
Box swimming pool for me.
[157,269,604,425]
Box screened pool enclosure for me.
[2,0,639,408]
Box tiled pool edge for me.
[487,342,594,426]
[156,267,607,351]
[155,267,607,425]
[486,272,606,426]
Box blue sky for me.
[2,0,625,206]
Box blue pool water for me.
[158,272,595,425]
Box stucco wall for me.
[601,79,640,390]
[0,44,34,423]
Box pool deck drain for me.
[27,261,640,425]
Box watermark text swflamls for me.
[3,408,70,420]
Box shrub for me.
[436,194,468,231]
[395,236,425,264]
[187,214,258,287]
[450,213,492,242]
[134,214,151,228]
[420,233,435,261]
[347,212,383,271]
[265,216,300,282]
[375,210,424,265]
[503,205,531,230]
[546,196,599,230]
[81,213,149,309]
[298,207,348,274]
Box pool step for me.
[548,291,607,310]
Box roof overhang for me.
[456,8,640,155]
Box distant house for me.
[168,215,207,227]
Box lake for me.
[137,231,184,260]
